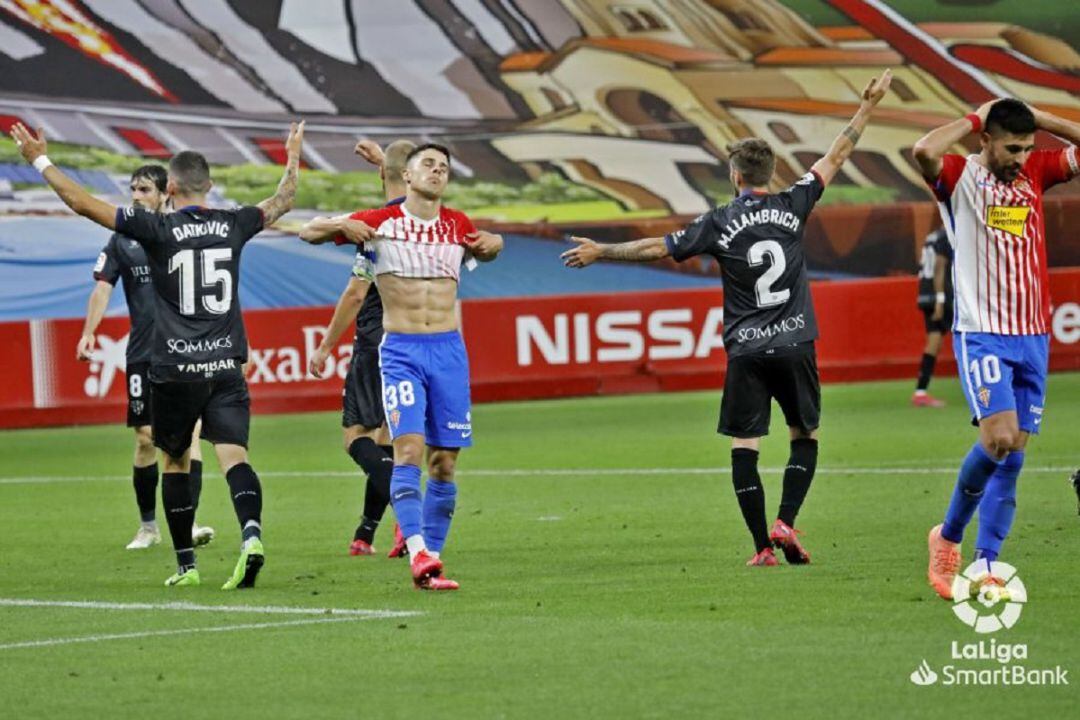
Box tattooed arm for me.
[812,70,892,185]
[257,121,304,226]
[561,236,669,268]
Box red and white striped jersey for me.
[336,204,477,281]
[929,147,1078,334]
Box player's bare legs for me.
[343,423,393,555]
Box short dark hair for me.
[131,164,167,193]
[406,143,451,166]
[726,138,775,186]
[168,151,212,195]
[985,99,1036,137]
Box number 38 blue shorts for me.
[378,331,473,447]
[953,332,1049,434]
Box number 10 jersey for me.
[664,171,824,358]
[114,204,264,381]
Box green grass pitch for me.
[1,376,1077,718]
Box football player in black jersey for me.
[912,226,954,407]
[308,139,415,557]
[78,164,214,550]
[564,71,892,566]
[12,120,303,589]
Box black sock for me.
[731,448,770,553]
[916,352,936,391]
[133,463,158,523]
[779,439,819,528]
[189,459,203,513]
[161,472,195,569]
[348,438,393,543]
[226,463,262,541]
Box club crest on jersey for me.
[978,386,992,408]
[985,206,1031,238]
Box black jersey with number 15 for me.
[665,171,824,358]
[114,205,264,381]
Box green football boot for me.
[164,567,201,587]
[222,538,265,590]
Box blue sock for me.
[942,443,1002,543]
[974,451,1023,561]
[422,480,457,553]
[389,464,423,539]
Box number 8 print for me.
[128,373,142,398]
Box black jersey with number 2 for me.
[664,171,825,358]
[113,204,264,381]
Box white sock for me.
[405,534,427,560]
[141,520,158,530]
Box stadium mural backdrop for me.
[2,0,1080,425]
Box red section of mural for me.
[0,114,27,133]
[950,44,1080,94]
[2,271,1079,429]
[828,0,995,103]
[1,0,178,102]
[114,127,170,159]
[252,137,309,168]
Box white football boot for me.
[192,523,215,547]
[126,523,161,550]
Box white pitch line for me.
[0,616,371,651]
[0,598,419,618]
[0,466,1075,485]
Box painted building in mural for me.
[1,0,1080,216]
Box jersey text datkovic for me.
[114,205,264,380]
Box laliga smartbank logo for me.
[951,560,1025,633]
[909,561,1069,687]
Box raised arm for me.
[1031,107,1080,149]
[811,70,893,186]
[10,124,117,229]
[77,281,114,361]
[298,214,376,245]
[561,236,670,268]
[913,99,995,182]
[308,276,371,378]
[257,121,304,226]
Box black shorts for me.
[125,362,152,428]
[342,340,384,429]
[921,305,953,334]
[150,370,250,458]
[719,346,821,439]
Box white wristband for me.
[32,155,53,173]
[935,292,946,304]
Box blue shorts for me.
[378,331,472,447]
[953,332,1049,434]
